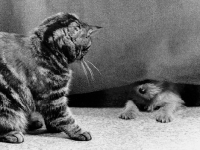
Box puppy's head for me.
[132,81,163,110]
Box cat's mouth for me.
[76,47,89,61]
[76,53,83,60]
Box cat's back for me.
[0,32,35,67]
[0,32,27,52]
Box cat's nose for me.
[81,51,88,56]
[76,54,83,60]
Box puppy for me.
[119,80,185,123]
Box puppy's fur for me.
[119,80,200,123]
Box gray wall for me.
[2,0,200,95]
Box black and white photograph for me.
[0,0,200,149]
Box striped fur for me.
[0,12,100,143]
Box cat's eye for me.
[74,26,79,31]
[138,87,147,94]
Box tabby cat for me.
[0,12,101,143]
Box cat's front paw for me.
[156,113,173,123]
[0,131,24,143]
[119,111,137,120]
[69,131,92,141]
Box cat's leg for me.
[0,82,34,143]
[153,91,183,123]
[0,106,27,143]
[45,122,61,133]
[38,96,91,141]
[119,100,141,120]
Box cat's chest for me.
[32,67,72,93]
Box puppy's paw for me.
[119,111,137,120]
[156,113,173,123]
[147,104,155,112]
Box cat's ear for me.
[68,13,79,19]
[87,26,102,36]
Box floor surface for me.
[0,107,200,150]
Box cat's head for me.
[34,12,101,63]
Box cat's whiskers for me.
[85,60,101,76]
[81,61,90,84]
[83,59,95,81]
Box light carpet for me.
[0,107,200,150]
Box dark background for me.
[2,0,200,107]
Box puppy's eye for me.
[138,87,146,94]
